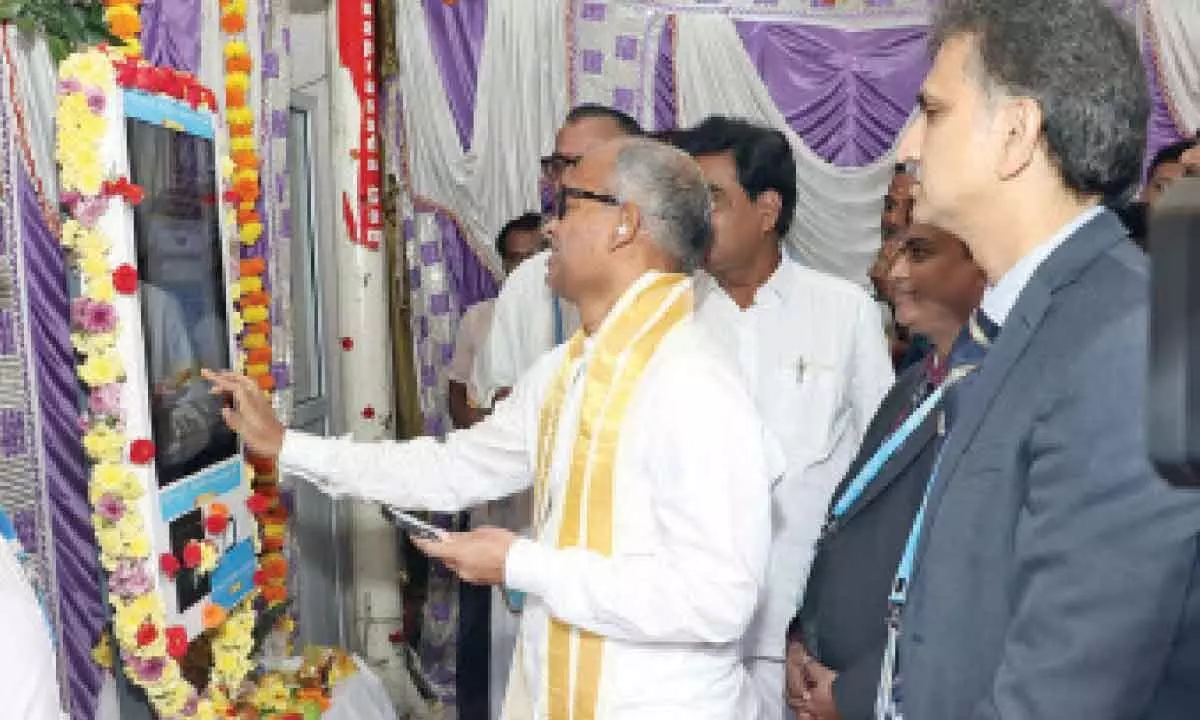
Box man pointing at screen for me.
[206,137,775,719]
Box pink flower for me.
[109,560,153,598]
[70,297,91,329]
[85,88,106,114]
[73,196,109,227]
[88,384,123,417]
[96,493,126,522]
[58,78,82,94]
[81,300,117,333]
[123,651,165,682]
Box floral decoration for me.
[56,47,259,719]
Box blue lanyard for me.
[552,294,565,345]
[888,454,942,607]
[830,384,946,519]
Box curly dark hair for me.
[932,0,1148,204]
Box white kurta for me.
[470,250,580,408]
[446,298,496,406]
[282,274,773,719]
[0,537,62,719]
[694,259,893,685]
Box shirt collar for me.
[694,252,793,310]
[980,205,1104,326]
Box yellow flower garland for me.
[57,47,256,720]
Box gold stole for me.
[532,274,692,720]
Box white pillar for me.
[328,0,402,666]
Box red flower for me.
[165,626,188,658]
[136,622,158,647]
[361,405,376,420]
[205,513,228,535]
[182,540,202,569]
[159,552,181,579]
[246,492,272,515]
[115,60,138,88]
[129,439,155,464]
[252,569,267,587]
[340,336,354,351]
[111,264,139,295]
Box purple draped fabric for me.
[20,169,104,719]
[1143,37,1185,176]
[140,0,202,74]
[419,0,498,307]
[736,22,930,167]
[435,212,498,309]
[654,18,676,130]
[422,0,488,150]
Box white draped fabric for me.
[1147,0,1200,136]
[395,0,568,275]
[676,13,901,285]
[3,27,57,205]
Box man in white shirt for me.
[470,105,642,408]
[448,212,544,430]
[207,137,774,719]
[672,116,894,720]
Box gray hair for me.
[611,138,713,272]
[932,0,1148,204]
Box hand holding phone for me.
[381,506,448,542]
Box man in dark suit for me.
[786,223,985,720]
[877,1,1200,718]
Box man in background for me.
[447,212,543,430]
[470,105,641,408]
[1144,136,1199,207]
[673,116,893,720]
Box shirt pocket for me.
[767,354,848,469]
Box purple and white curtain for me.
[390,0,1191,438]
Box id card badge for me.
[875,618,904,720]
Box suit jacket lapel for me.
[833,365,935,525]
[912,210,1129,573]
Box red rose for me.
[205,513,228,535]
[159,552,181,579]
[252,569,267,587]
[136,622,158,647]
[111,264,139,295]
[182,540,202,569]
[125,183,145,206]
[246,492,272,515]
[165,626,188,658]
[340,336,354,351]
[115,61,138,88]
[129,439,155,464]
[361,405,376,420]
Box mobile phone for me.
[381,506,448,542]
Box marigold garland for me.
[218,0,292,626]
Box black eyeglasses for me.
[549,186,621,221]
[540,153,582,178]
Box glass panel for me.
[288,107,323,405]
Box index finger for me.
[412,532,458,559]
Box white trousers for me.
[744,658,789,720]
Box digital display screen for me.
[126,118,238,487]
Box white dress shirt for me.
[981,205,1105,326]
[695,258,894,661]
[0,537,62,719]
[471,250,580,408]
[282,273,773,719]
[447,299,496,406]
